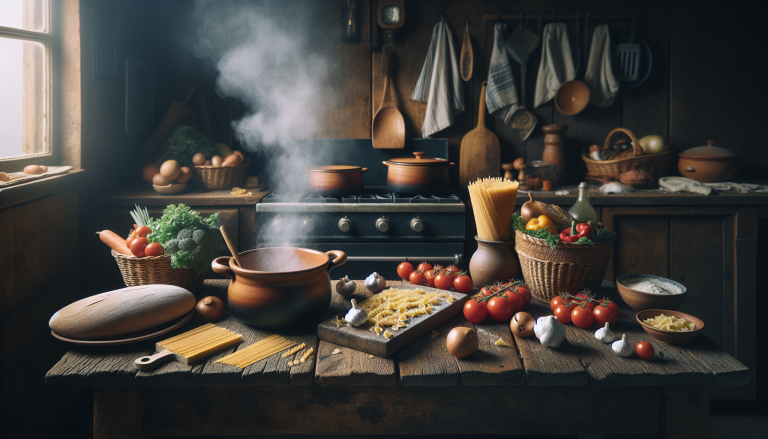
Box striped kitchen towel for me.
[486,23,519,125]
[412,19,465,138]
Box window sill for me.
[0,169,86,210]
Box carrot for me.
[97,230,132,256]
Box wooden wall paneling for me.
[720,214,735,355]
[603,209,669,281]
[669,216,724,347]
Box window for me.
[0,0,51,161]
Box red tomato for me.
[636,341,655,360]
[487,297,513,322]
[581,301,597,311]
[480,287,494,297]
[463,300,488,323]
[553,304,572,324]
[144,242,164,257]
[592,306,615,327]
[453,275,473,294]
[409,270,425,286]
[571,305,595,329]
[134,226,152,237]
[130,237,149,257]
[417,262,433,273]
[446,265,460,273]
[126,235,136,248]
[424,270,437,287]
[397,262,414,280]
[434,273,454,290]
[550,296,567,312]
[514,286,531,305]
[603,300,620,316]
[575,292,588,300]
[505,292,524,313]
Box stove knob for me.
[410,217,425,232]
[375,217,390,232]
[338,216,353,233]
[302,219,315,232]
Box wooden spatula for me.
[459,82,500,189]
[460,22,473,81]
[372,46,405,149]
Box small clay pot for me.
[382,152,454,194]
[306,166,367,195]
[468,237,521,289]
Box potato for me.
[222,154,242,166]
[192,152,206,166]
[211,155,223,167]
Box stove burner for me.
[261,189,461,204]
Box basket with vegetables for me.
[99,204,222,292]
[513,196,616,303]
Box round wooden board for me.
[51,310,194,346]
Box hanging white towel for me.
[584,24,620,108]
[534,23,575,108]
[412,20,465,138]
[485,23,519,124]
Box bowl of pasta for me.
[636,309,704,344]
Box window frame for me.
[0,0,55,171]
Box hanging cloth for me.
[485,23,519,124]
[412,20,465,138]
[534,23,575,107]
[584,24,620,107]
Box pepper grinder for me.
[501,163,515,181]
[542,124,568,184]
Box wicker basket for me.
[111,250,205,292]
[514,229,613,303]
[191,159,249,190]
[583,128,676,182]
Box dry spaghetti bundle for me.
[468,177,519,241]
[216,334,296,368]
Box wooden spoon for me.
[220,226,243,268]
[460,22,473,81]
[372,46,405,149]
[459,82,500,189]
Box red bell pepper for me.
[559,221,594,242]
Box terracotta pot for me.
[382,152,454,194]
[677,140,739,183]
[306,166,368,195]
[212,248,346,329]
[468,236,521,289]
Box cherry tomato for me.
[134,226,152,237]
[553,304,572,324]
[636,341,655,360]
[417,262,433,273]
[601,299,620,316]
[575,292,588,300]
[409,270,425,286]
[592,306,615,327]
[514,286,531,305]
[126,235,136,248]
[550,296,567,312]
[581,301,597,311]
[453,275,473,294]
[571,305,595,329]
[480,287,494,297]
[397,262,414,280]
[434,273,454,290]
[424,270,437,287]
[446,265,460,273]
[130,237,149,257]
[144,242,165,257]
[463,300,488,323]
[505,292,524,313]
[487,297,513,322]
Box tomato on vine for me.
[453,274,473,294]
[480,287,494,297]
[487,297,513,322]
[463,300,487,323]
[571,305,595,329]
[505,292,524,313]
[592,305,615,327]
[397,262,414,280]
[514,286,531,305]
[434,273,454,290]
[550,296,567,312]
[553,304,572,324]
[409,270,425,286]
[424,270,437,287]
[417,262,433,273]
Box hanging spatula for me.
[616,13,640,81]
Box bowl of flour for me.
[616,274,687,311]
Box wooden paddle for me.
[372,46,405,149]
[138,84,198,164]
[459,82,500,189]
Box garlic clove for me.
[612,334,633,357]
[595,322,615,344]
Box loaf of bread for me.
[49,285,195,340]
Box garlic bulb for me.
[595,322,615,344]
[344,299,367,327]
[335,276,356,298]
[612,334,633,357]
[534,315,566,348]
[365,272,386,293]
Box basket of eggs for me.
[190,150,249,190]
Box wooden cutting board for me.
[317,284,469,357]
[459,81,500,189]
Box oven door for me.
[256,242,463,280]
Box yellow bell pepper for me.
[526,215,558,235]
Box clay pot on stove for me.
[306,166,368,195]
[212,248,347,329]
[468,236,521,289]
[382,152,454,194]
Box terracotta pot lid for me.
[678,140,738,160]
[386,152,450,166]
[307,165,364,173]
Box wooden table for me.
[46,280,750,438]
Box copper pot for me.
[212,248,346,329]
[382,152,455,194]
[306,166,368,195]
[677,140,739,183]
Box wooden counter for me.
[516,185,768,206]
[46,280,750,438]
[90,184,270,207]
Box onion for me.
[195,296,225,323]
[446,327,479,358]
[335,276,357,298]
[510,312,535,337]
[520,193,547,223]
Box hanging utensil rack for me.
[483,13,642,22]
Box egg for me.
[152,173,169,186]
[39,165,48,173]
[142,163,160,183]
[211,155,223,167]
[176,166,192,183]
[23,165,44,175]
[192,152,206,166]
[204,160,212,166]
[222,154,242,166]
[160,160,181,181]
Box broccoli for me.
[170,226,221,273]
[192,229,210,247]
[179,238,197,252]
[164,239,180,254]
[177,228,194,240]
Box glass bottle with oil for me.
[568,182,597,223]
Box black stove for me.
[261,189,461,204]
